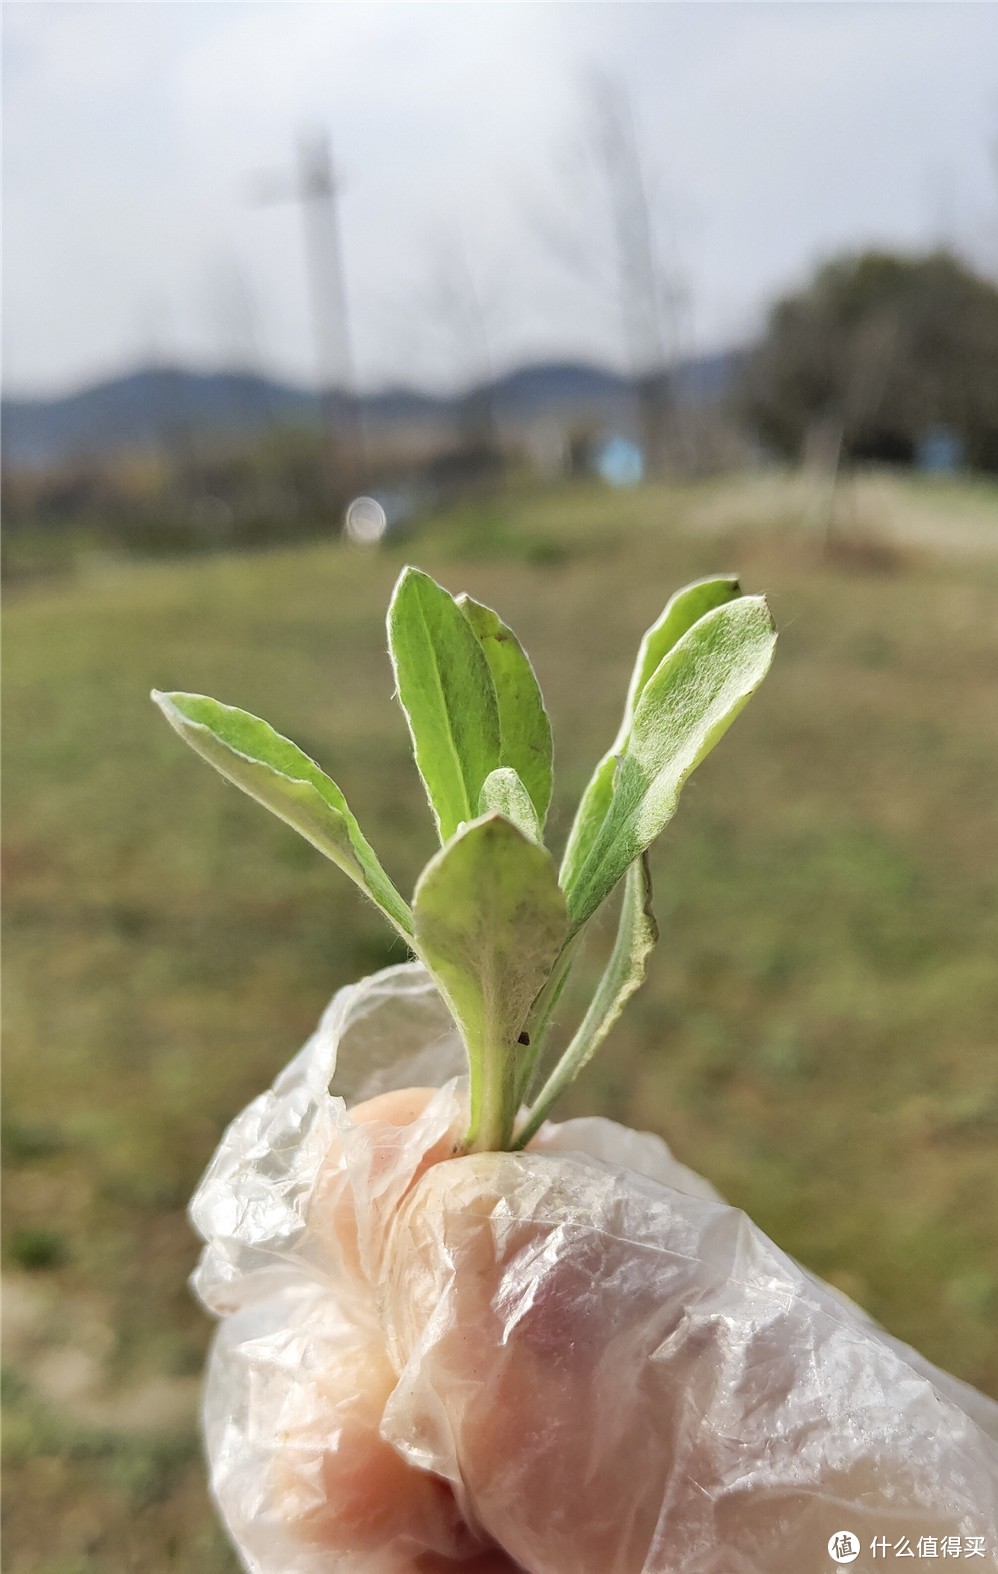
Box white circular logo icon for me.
[828,1531,860,1564]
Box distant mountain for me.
[1,353,738,471]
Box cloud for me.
[3,2,997,394]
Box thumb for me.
[380,1149,997,1574]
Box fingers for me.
[269,1088,520,1571]
[204,1072,997,1574]
[270,1320,481,1568]
[382,1150,673,1573]
[312,1088,463,1290]
[382,1149,997,1574]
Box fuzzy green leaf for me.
[388,568,501,844]
[413,815,568,1151]
[558,752,616,896]
[151,691,413,939]
[560,576,743,893]
[565,595,777,931]
[514,855,657,1147]
[478,767,541,842]
[614,576,743,753]
[457,593,553,825]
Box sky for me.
[3,1,998,398]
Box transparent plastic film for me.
[191,964,998,1573]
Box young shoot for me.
[153,567,776,1153]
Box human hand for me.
[201,1085,998,1574]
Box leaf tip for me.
[394,562,428,594]
[732,591,778,640]
[150,688,181,722]
[757,594,778,637]
[387,562,420,611]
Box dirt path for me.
[687,473,998,559]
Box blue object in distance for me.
[595,434,644,487]
[916,426,963,474]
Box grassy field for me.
[4,470,998,1572]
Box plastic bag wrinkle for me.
[189,963,998,1574]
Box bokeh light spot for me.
[345,495,387,544]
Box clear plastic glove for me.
[192,965,998,1573]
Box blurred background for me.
[3,3,998,1570]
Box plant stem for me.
[514,934,582,1107]
[512,856,656,1149]
[467,1029,518,1152]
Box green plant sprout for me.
[152,568,776,1153]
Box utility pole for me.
[250,130,364,505]
[589,75,688,477]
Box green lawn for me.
[4,472,998,1572]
